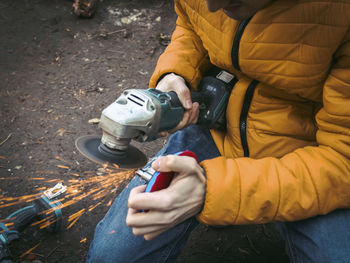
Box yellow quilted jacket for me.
[149,0,350,225]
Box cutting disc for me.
[75,135,147,169]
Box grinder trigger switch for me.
[136,151,198,193]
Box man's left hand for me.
[126,154,206,240]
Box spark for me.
[55,156,73,165]
[88,201,103,212]
[5,222,14,228]
[1,158,137,255]
[20,243,40,258]
[0,177,21,180]
[80,237,87,243]
[68,208,86,221]
[66,209,85,230]
[56,165,70,169]
[39,216,59,230]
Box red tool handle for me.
[145,151,198,193]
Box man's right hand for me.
[156,73,199,134]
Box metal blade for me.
[75,135,147,169]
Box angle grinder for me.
[76,70,236,168]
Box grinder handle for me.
[167,74,233,130]
[145,151,198,193]
[167,90,210,109]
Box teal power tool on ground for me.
[0,183,66,263]
[76,70,236,169]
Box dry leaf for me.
[88,118,100,124]
[57,128,65,136]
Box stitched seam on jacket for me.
[182,1,228,62]
[252,98,319,105]
[248,22,348,27]
[329,71,350,87]
[182,0,239,59]
[317,126,350,137]
[272,163,282,221]
[319,108,350,118]
[189,54,210,85]
[182,0,349,32]
[173,34,206,73]
[240,57,329,65]
[295,151,321,211]
[281,0,350,8]
[182,1,226,35]
[248,128,317,142]
[242,42,335,50]
[243,69,328,78]
[196,27,227,58]
[233,161,242,224]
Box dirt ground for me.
[0,0,290,262]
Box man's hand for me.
[156,73,199,134]
[126,154,206,240]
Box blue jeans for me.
[87,125,350,263]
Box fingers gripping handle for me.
[145,151,198,193]
[167,91,210,110]
[167,73,233,130]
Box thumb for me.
[151,155,198,174]
[175,83,192,110]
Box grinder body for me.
[99,89,185,151]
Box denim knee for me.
[276,209,350,263]
[87,125,219,263]
[164,125,220,162]
[87,218,144,263]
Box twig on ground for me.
[262,224,272,239]
[0,133,12,147]
[105,29,127,36]
[155,1,165,8]
[238,247,250,255]
[91,29,126,39]
[245,234,261,255]
[46,246,59,261]
[32,252,45,258]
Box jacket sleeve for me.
[198,33,350,225]
[149,0,211,89]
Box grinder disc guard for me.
[75,135,147,168]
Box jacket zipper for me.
[239,80,258,157]
[231,17,255,157]
[231,17,252,71]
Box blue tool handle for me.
[6,205,38,233]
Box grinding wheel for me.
[75,135,147,169]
